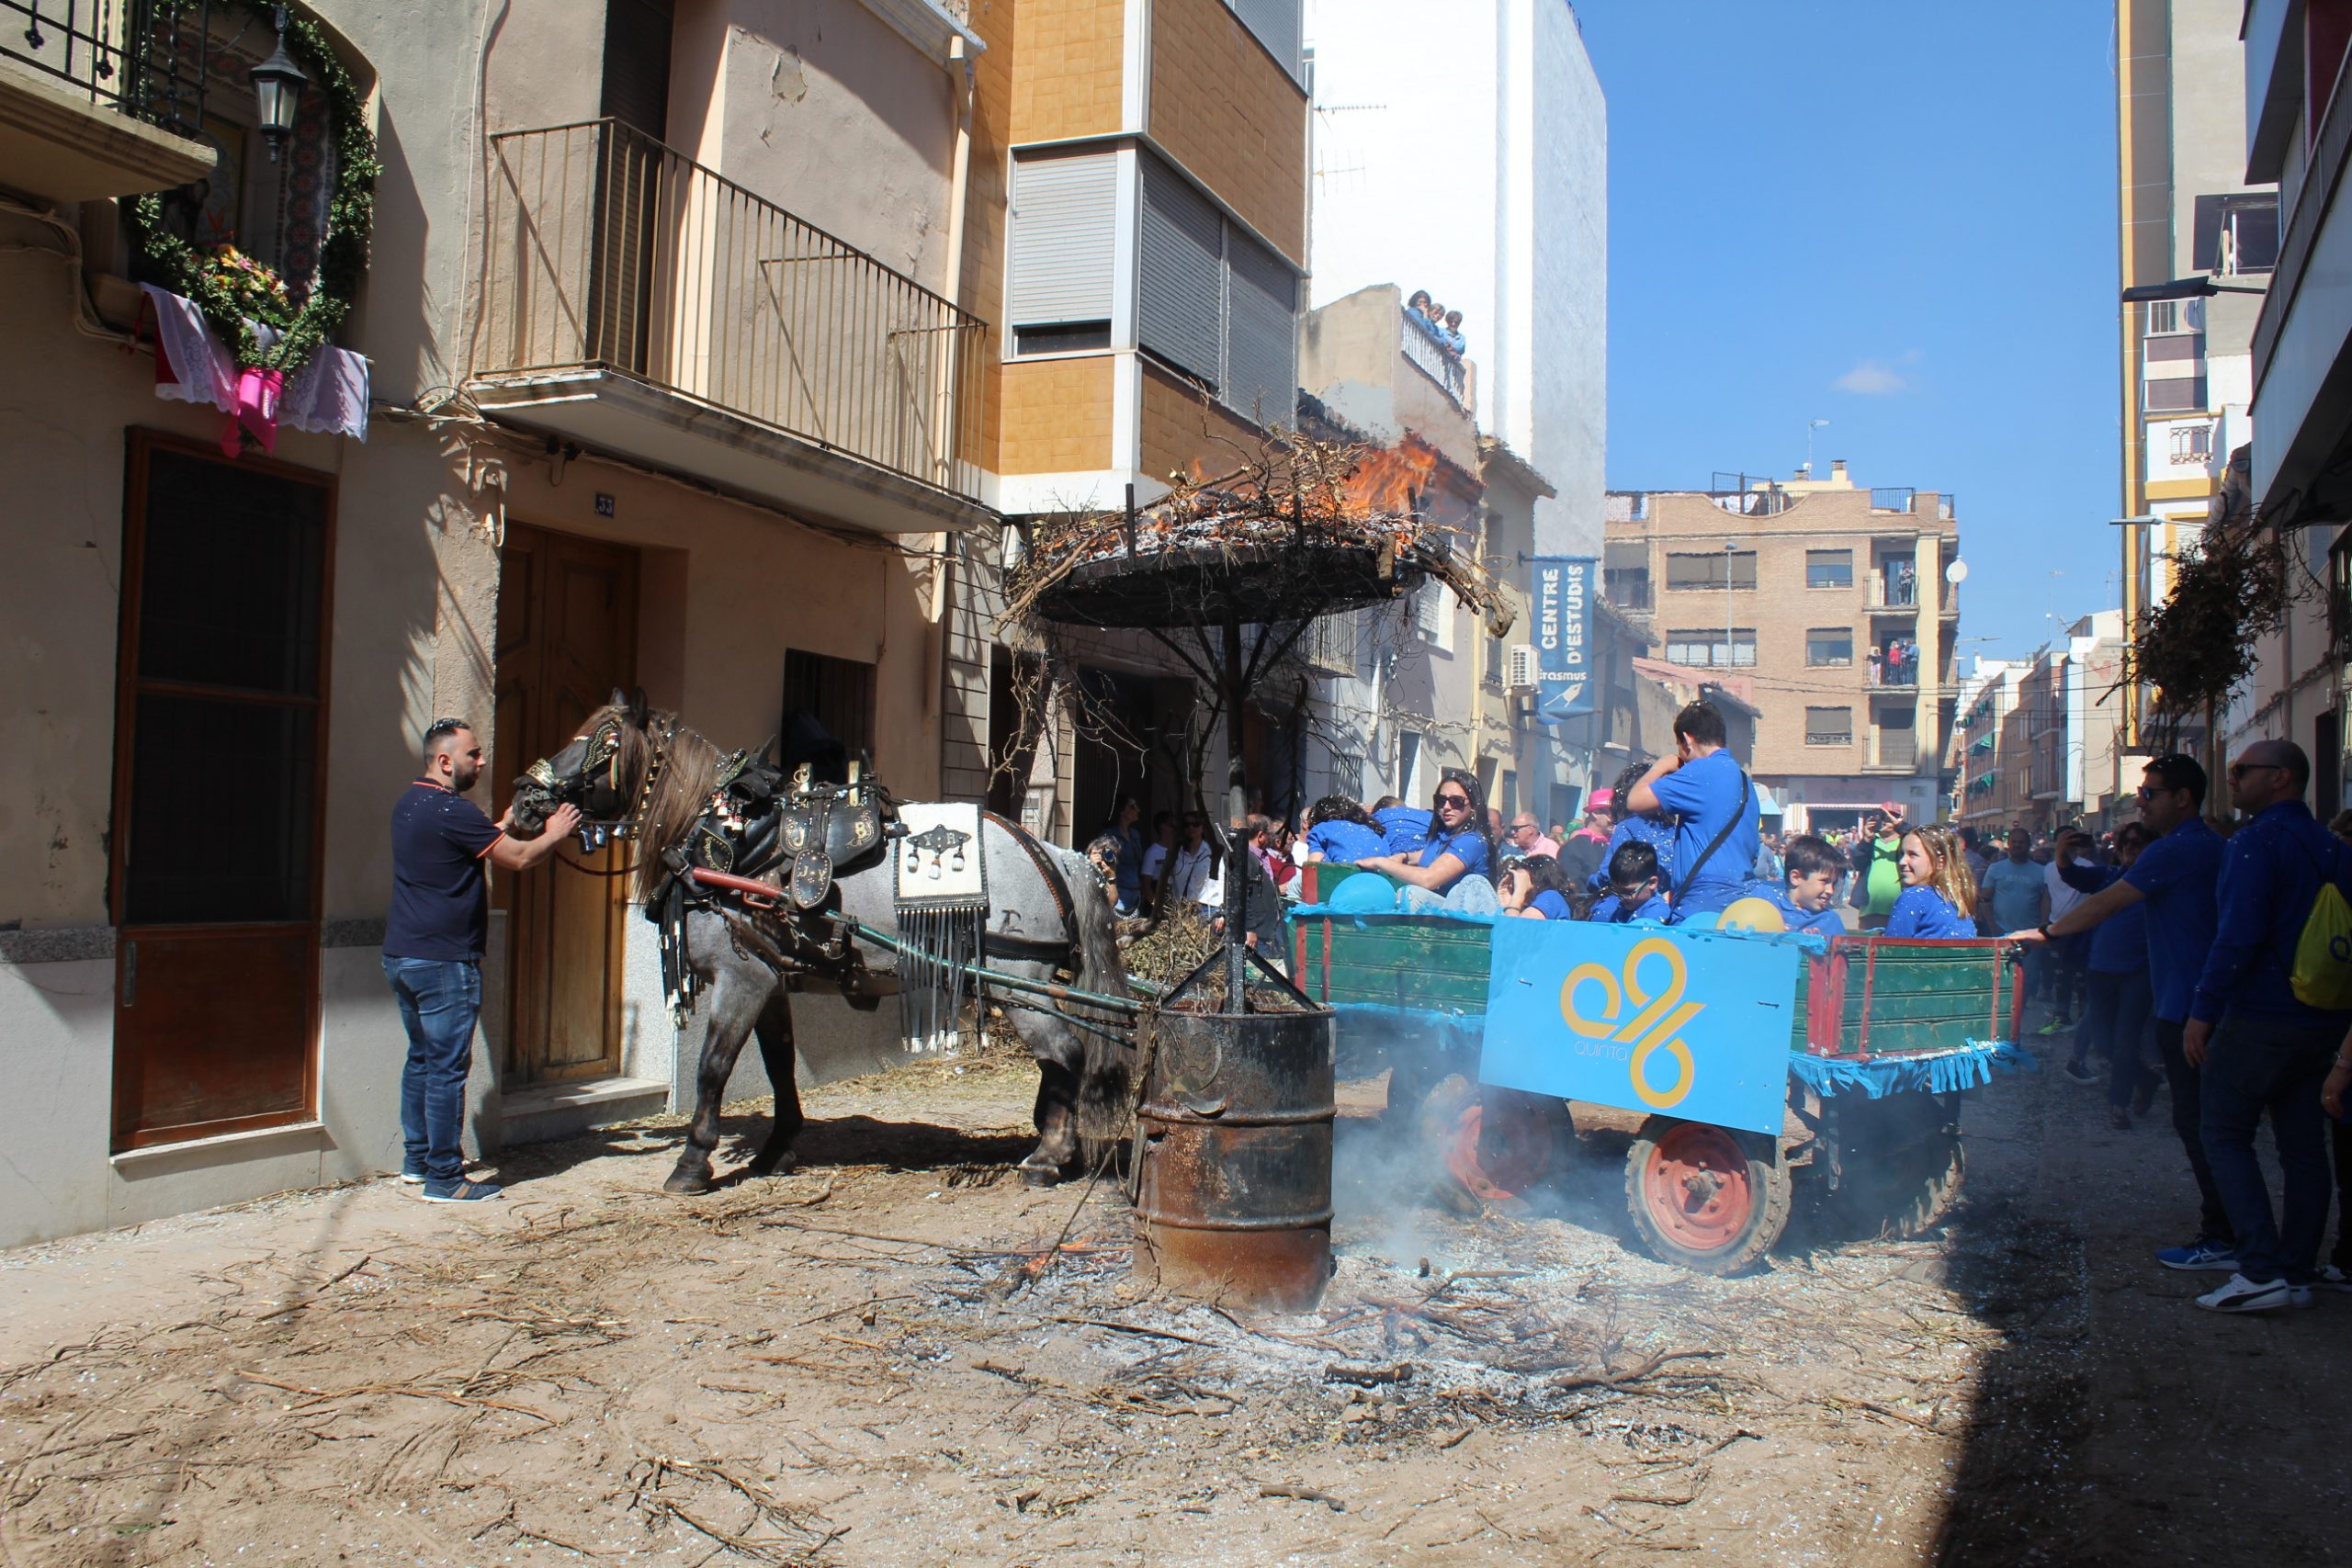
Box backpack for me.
[2291,880,2352,1010]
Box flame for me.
[1345,437,1443,516]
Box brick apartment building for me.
[1601,462,1962,832]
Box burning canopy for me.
[1006,429,1514,636]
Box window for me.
[1138,152,1299,423]
[1805,706,1853,747]
[783,649,876,763]
[2144,377,2210,413]
[1805,549,1853,589]
[1008,152,1117,355]
[1806,628,1854,666]
[1603,541,1650,609]
[2194,191,2279,276]
[2143,298,2194,335]
[2170,423,2214,464]
[1416,581,1454,650]
[1664,628,1756,667]
[1665,550,1757,591]
[1226,0,1304,81]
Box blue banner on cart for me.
[1477,919,1800,1135]
[1531,556,1596,721]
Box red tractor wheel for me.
[1419,1076,1572,1208]
[1623,1116,1792,1275]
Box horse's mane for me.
[575,703,728,904]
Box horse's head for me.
[510,688,651,848]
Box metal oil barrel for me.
[1133,1006,1336,1311]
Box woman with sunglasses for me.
[1356,769,1494,898]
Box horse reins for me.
[551,713,676,880]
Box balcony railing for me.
[1,0,207,131]
[1871,730,1917,770]
[481,119,985,501]
[1398,308,1471,412]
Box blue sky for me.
[1576,2,2124,658]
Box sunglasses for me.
[1434,793,1472,808]
[2227,761,2286,779]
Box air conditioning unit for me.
[1507,643,1539,691]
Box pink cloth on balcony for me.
[141,284,370,448]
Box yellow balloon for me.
[1717,897,1787,932]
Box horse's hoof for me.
[1018,1162,1062,1190]
[662,1170,711,1196]
[746,1151,798,1179]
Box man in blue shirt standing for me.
[1628,702,1757,922]
[2009,755,2227,1269]
[2177,739,2352,1311]
[384,719,577,1203]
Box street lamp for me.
[2120,276,2267,302]
[249,6,309,164]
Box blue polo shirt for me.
[1885,886,1972,939]
[2122,817,2224,1023]
[1416,828,1490,891]
[1305,818,1387,864]
[1528,888,1574,920]
[1375,806,1431,856]
[385,781,504,962]
[1649,750,1757,917]
[1589,890,1671,924]
[1592,816,1678,893]
[2189,801,2352,1025]
[2058,861,2148,974]
[1738,880,1847,936]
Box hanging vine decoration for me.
[2127,516,2298,732]
[123,0,379,375]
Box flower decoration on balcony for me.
[125,0,379,379]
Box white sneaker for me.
[398,1171,426,1185]
[2314,1263,2352,1293]
[2195,1272,2292,1314]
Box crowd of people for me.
[1086,711,2352,1314]
[1404,288,1469,395]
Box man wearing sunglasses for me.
[1357,771,1491,897]
[2008,754,2231,1277]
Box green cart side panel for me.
[1295,911,1496,1014]
[1829,941,2018,1057]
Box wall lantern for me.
[248,6,309,163]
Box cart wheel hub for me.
[1641,1122,1753,1252]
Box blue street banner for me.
[1531,556,1595,721]
[1477,919,1802,1135]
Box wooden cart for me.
[1288,865,2026,1274]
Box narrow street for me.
[5,1000,2343,1567]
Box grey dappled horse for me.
[523,699,1132,1193]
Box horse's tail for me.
[1046,842,1135,1148]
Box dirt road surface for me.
[4,1014,2347,1567]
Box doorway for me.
[110,433,334,1150]
[493,524,640,1087]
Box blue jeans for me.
[384,957,481,1183]
[2198,1013,2338,1285]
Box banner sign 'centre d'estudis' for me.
[1531,555,1596,721]
[1476,919,1801,1135]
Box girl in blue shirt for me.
[1358,772,1492,896]
[1884,823,1978,939]
[1501,854,1577,920]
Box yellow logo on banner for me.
[1558,936,1702,1110]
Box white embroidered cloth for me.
[141,283,370,441]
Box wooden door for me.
[110,433,334,1150]
[494,525,639,1086]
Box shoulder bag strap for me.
[1674,770,1752,896]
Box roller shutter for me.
[1227,0,1302,82]
[1223,229,1296,425]
[1009,152,1117,327]
[1138,156,1224,384]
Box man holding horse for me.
[383,718,578,1202]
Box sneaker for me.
[2063,1060,2098,1085]
[398,1171,426,1186]
[419,1179,503,1203]
[2287,1283,2316,1308]
[2108,1106,2132,1132]
[2314,1263,2352,1293]
[2037,1018,2072,1037]
[2156,1238,2240,1272]
[2196,1273,2292,1314]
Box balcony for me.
[1398,307,1474,414]
[0,0,215,201]
[1868,729,1917,772]
[472,120,989,535]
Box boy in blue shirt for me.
[1588,840,1670,923]
[1301,795,1386,864]
[1736,833,1849,936]
[1628,702,1758,921]
[1372,795,1432,857]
